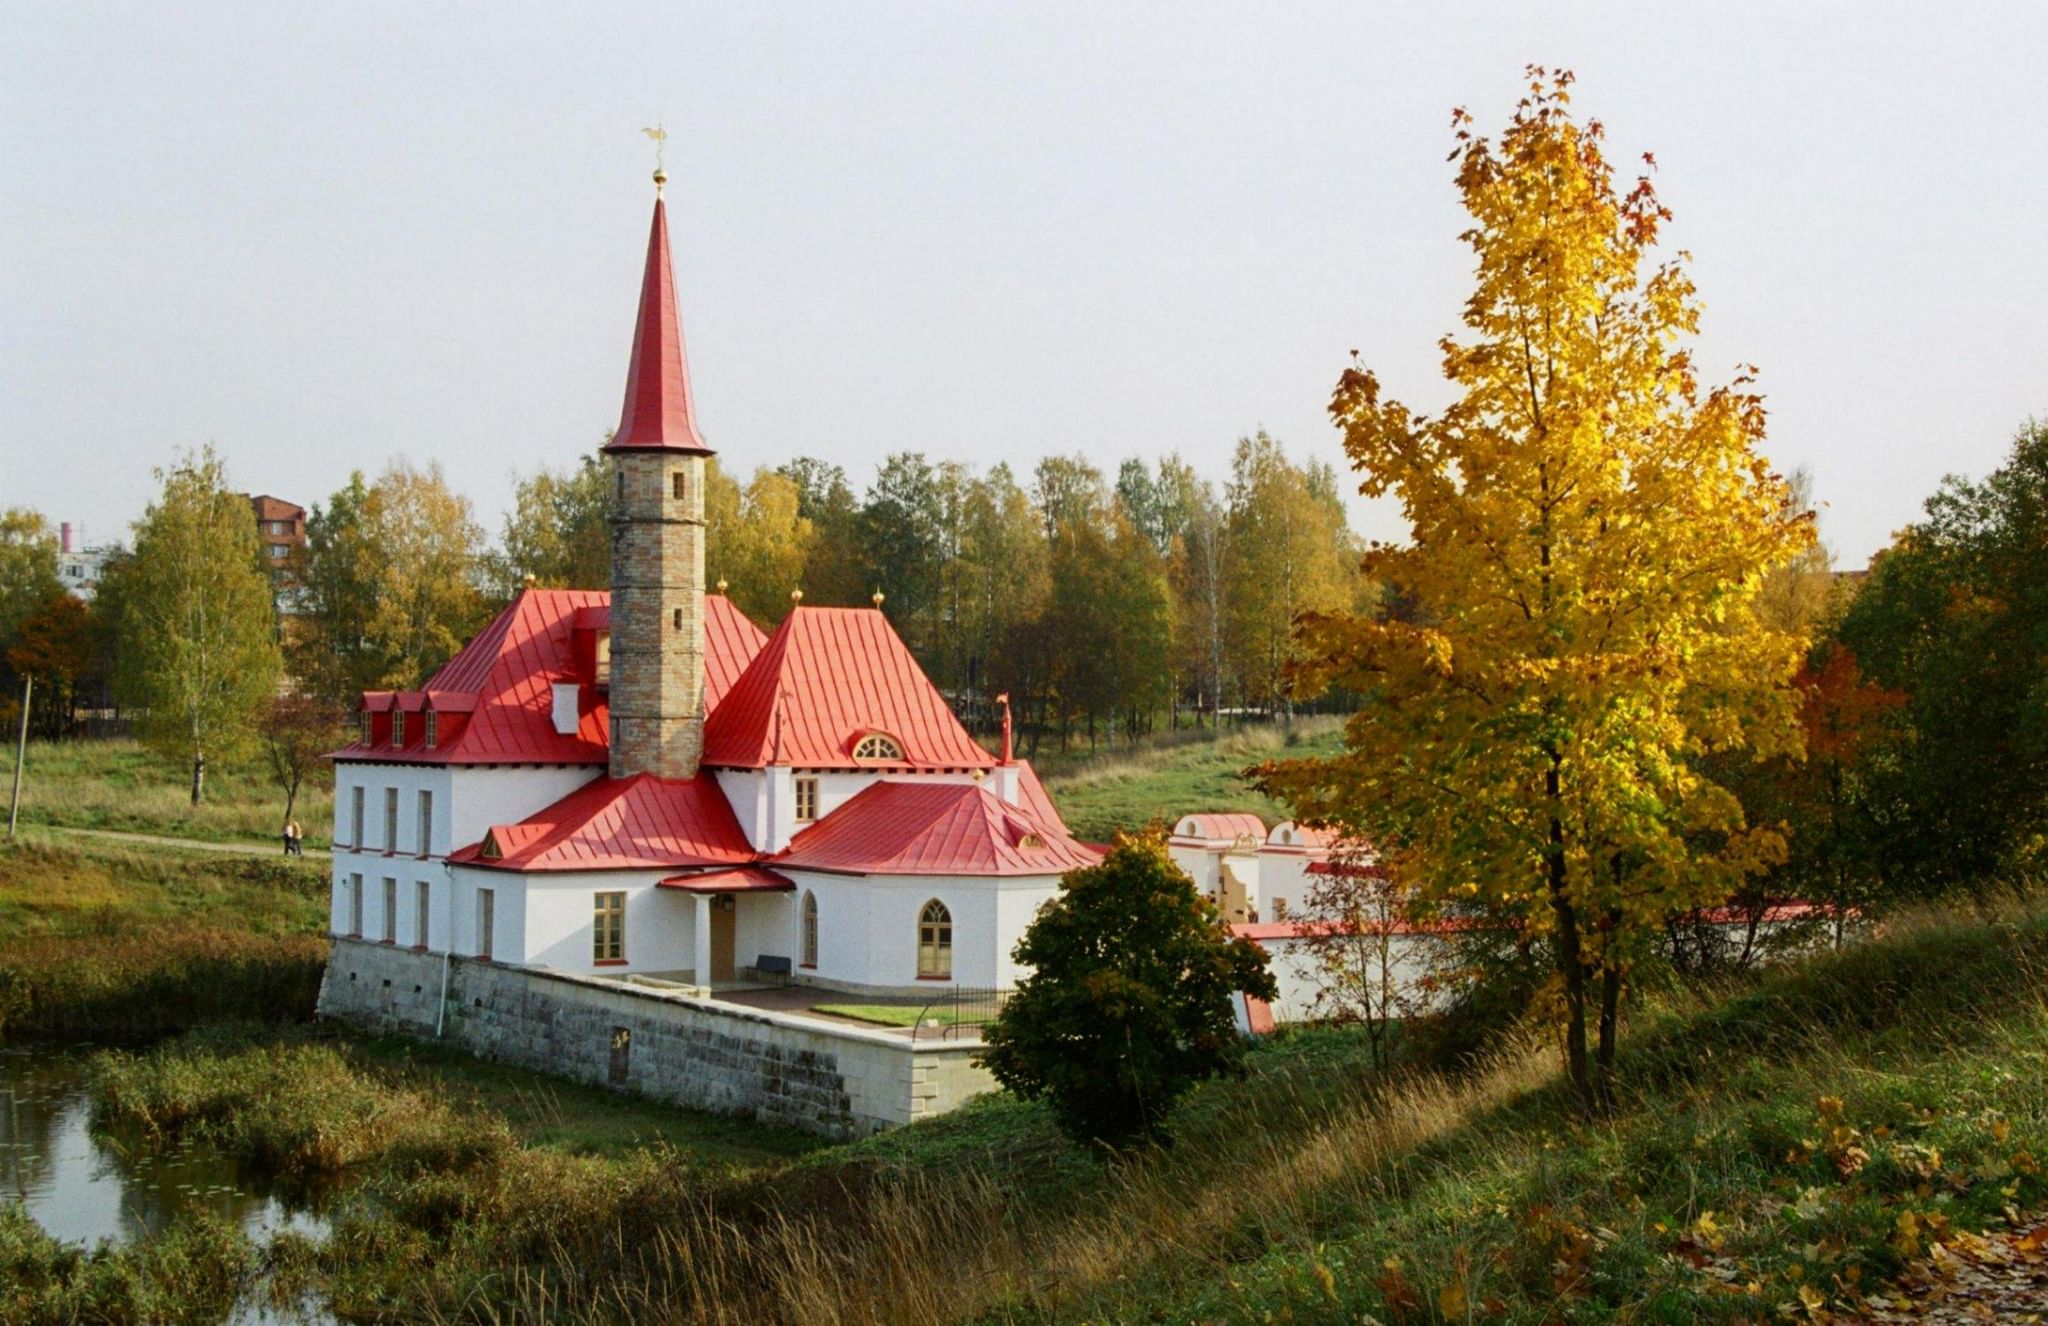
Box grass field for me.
[1037,716,1345,841]
[6,827,2047,1322]
[6,737,333,848]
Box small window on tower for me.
[673,608,682,631]
[671,471,686,500]
[616,470,626,501]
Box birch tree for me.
[114,448,281,803]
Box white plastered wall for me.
[784,870,1059,991]
[329,760,600,945]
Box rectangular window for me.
[415,881,431,949]
[359,709,372,745]
[593,891,625,964]
[350,787,364,847]
[391,709,405,746]
[476,888,495,960]
[383,787,398,852]
[595,633,611,685]
[381,878,397,943]
[794,776,819,824]
[416,790,433,857]
[423,710,438,748]
[348,873,363,936]
[1272,897,1289,921]
[671,470,687,500]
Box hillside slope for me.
[294,896,2048,1324]
[1038,718,1345,841]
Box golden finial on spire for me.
[790,588,804,604]
[642,124,669,193]
[715,577,728,595]
[871,588,886,608]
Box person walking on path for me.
[284,819,303,856]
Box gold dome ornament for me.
[790,588,804,604]
[872,589,886,608]
[716,578,728,595]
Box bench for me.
[749,955,794,986]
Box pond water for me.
[1,1044,339,1323]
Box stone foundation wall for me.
[316,939,993,1137]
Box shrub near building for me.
[982,837,1275,1149]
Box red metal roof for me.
[658,865,796,893]
[703,606,995,770]
[774,779,1099,877]
[1170,812,1268,844]
[602,194,710,456]
[337,589,765,765]
[448,773,755,872]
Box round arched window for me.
[852,732,904,762]
[917,899,952,979]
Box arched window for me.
[800,891,818,968]
[852,732,904,762]
[917,900,952,979]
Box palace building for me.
[327,172,1094,996]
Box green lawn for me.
[6,737,333,848]
[813,1002,979,1028]
[1038,716,1345,841]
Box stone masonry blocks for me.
[316,939,994,1138]
[609,451,706,780]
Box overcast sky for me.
[4,3,2043,567]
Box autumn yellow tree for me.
[704,461,814,624]
[1260,69,1812,1112]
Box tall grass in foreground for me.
[379,895,2048,1325]
[0,1204,251,1326]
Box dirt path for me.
[24,824,332,860]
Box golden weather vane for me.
[642,124,669,189]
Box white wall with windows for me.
[783,871,1059,992]
[328,760,600,942]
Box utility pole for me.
[7,675,29,838]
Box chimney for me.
[603,169,715,781]
[60,522,73,554]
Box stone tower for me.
[605,171,714,780]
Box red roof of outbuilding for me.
[602,194,710,456]
[1171,812,1268,844]
[774,779,1098,877]
[703,606,995,770]
[337,589,766,765]
[448,773,755,872]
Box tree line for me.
[0,430,1371,797]
[293,431,1372,754]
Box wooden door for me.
[710,896,736,982]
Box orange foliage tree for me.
[1259,69,1813,1112]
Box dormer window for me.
[851,732,904,763]
[595,632,611,685]
[424,710,438,749]
[1018,832,1046,850]
[391,710,406,746]
[480,831,503,861]
[359,708,372,745]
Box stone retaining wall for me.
[316,939,993,1137]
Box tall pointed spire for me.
[603,173,712,455]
